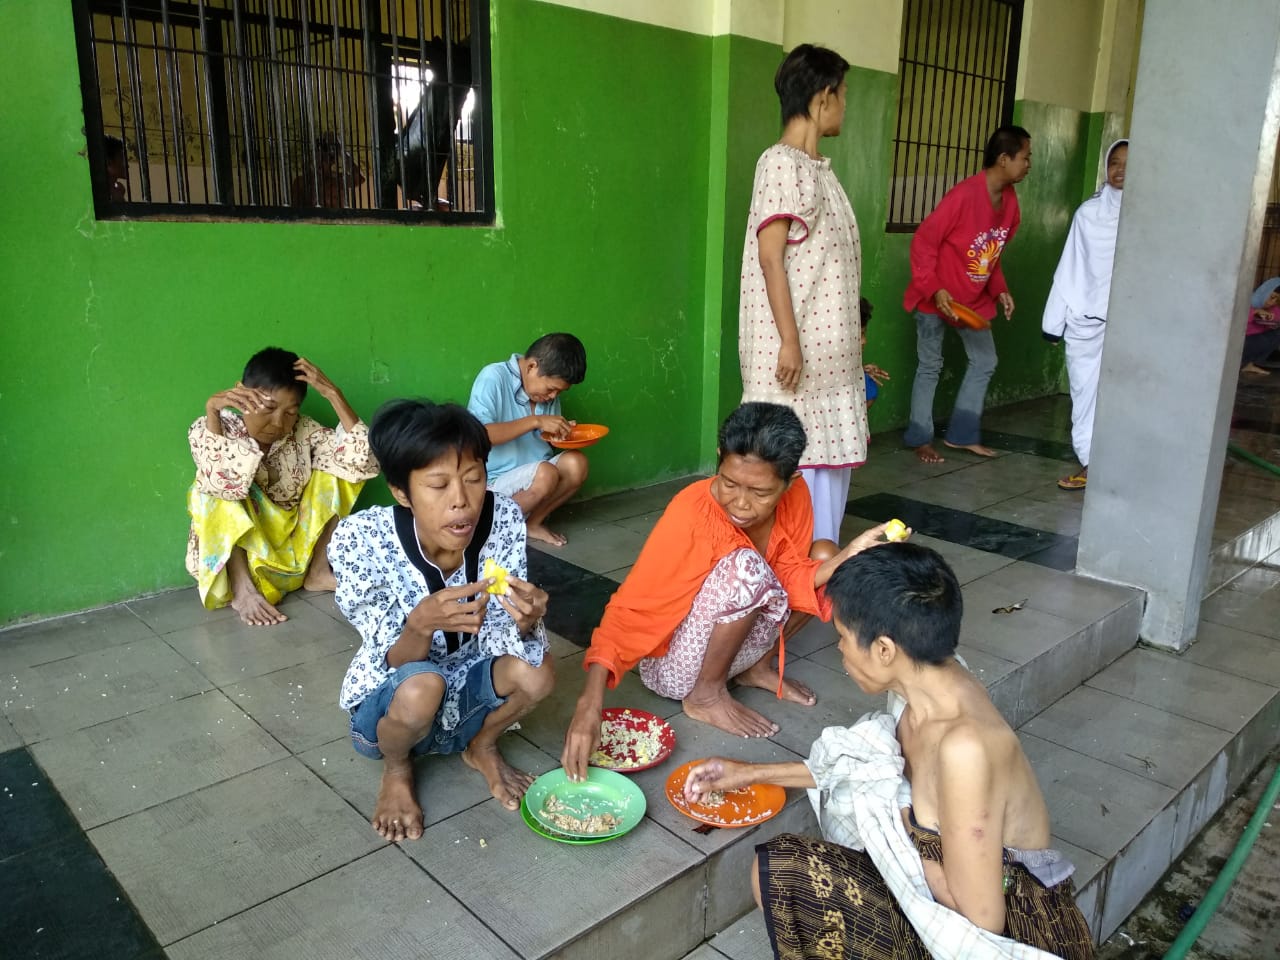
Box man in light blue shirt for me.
[467,333,588,546]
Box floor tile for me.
[1051,835,1108,891]
[223,649,355,754]
[532,521,648,575]
[603,564,633,583]
[404,797,704,960]
[163,600,358,686]
[733,658,880,762]
[1181,619,1280,687]
[779,615,837,659]
[546,628,586,659]
[1,835,161,960]
[89,757,382,944]
[31,691,287,828]
[709,908,773,960]
[0,715,19,752]
[977,494,1084,538]
[1019,537,1081,572]
[904,533,1019,584]
[527,548,596,593]
[299,731,557,830]
[1087,648,1279,732]
[541,573,618,648]
[165,847,519,960]
[612,508,664,538]
[0,748,82,858]
[3,637,213,743]
[1018,734,1176,860]
[125,588,236,636]
[1200,582,1280,639]
[846,492,1075,563]
[683,946,732,960]
[1021,686,1232,789]
[0,605,154,672]
[560,477,703,523]
[959,451,1077,490]
[957,601,1080,666]
[963,561,1138,626]
[893,472,1018,512]
[977,429,1078,462]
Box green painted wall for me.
[0,0,712,624]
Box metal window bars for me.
[887,0,1023,232]
[72,0,493,222]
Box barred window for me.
[887,0,1023,231]
[72,0,493,223]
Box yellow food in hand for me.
[884,519,909,542]
[483,558,510,595]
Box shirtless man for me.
[681,543,1093,957]
[331,399,555,841]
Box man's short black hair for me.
[826,543,963,665]
[370,398,492,492]
[717,402,807,482]
[242,347,304,402]
[526,333,587,384]
[983,125,1032,168]
[859,297,874,327]
[104,135,127,165]
[775,43,850,126]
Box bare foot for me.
[372,759,423,842]
[943,440,997,457]
[302,566,337,592]
[1242,363,1271,376]
[683,689,779,738]
[736,659,817,706]
[462,742,534,811]
[526,522,568,547]
[229,584,288,626]
[914,444,946,464]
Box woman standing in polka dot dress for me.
[738,43,868,544]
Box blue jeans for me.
[903,311,998,447]
[348,657,504,759]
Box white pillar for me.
[1077,0,1280,649]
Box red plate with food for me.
[589,707,676,773]
[664,759,786,828]
[540,423,610,449]
[944,302,991,330]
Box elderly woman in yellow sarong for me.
[186,347,379,625]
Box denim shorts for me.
[348,657,504,759]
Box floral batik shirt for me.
[333,497,547,731]
[188,411,379,511]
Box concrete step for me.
[514,555,1145,959]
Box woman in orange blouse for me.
[561,403,891,779]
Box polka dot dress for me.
[738,143,868,468]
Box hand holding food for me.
[884,518,909,542]
[483,557,510,595]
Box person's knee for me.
[388,672,445,726]
[501,655,557,703]
[528,461,560,497]
[809,539,839,563]
[557,451,589,487]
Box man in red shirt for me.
[902,126,1032,463]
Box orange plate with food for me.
[589,707,676,773]
[664,759,786,828]
[541,423,610,449]
[945,302,991,330]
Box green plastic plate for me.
[523,767,646,840]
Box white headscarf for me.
[1042,139,1128,337]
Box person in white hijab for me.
[1042,139,1128,490]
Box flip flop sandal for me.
[1057,473,1087,491]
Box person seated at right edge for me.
[683,543,1094,960]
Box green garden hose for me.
[1162,759,1280,958]
[1227,442,1280,477]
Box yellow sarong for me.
[185,470,364,609]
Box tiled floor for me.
[2,380,1279,959]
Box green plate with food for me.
[523,767,646,841]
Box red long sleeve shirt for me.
[903,172,1021,320]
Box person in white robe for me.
[1042,139,1129,491]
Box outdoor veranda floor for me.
[3,379,1280,960]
